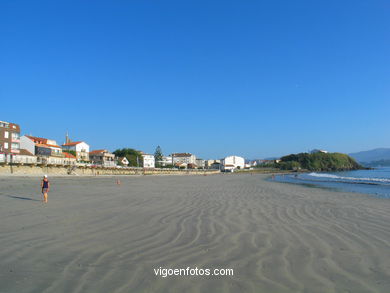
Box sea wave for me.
[307,172,390,184]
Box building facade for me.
[0,121,20,155]
[62,141,90,161]
[89,149,116,167]
[159,156,173,167]
[20,135,65,165]
[63,152,77,165]
[142,154,155,168]
[196,158,205,168]
[172,153,197,166]
[221,155,245,172]
[205,159,221,169]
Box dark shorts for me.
[42,188,48,194]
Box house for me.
[117,157,129,166]
[196,158,205,169]
[89,149,116,167]
[221,155,245,172]
[310,149,328,154]
[21,135,65,165]
[12,149,37,165]
[0,120,20,155]
[172,153,197,167]
[142,154,155,168]
[63,152,77,165]
[210,161,221,169]
[205,159,221,169]
[159,156,173,167]
[62,141,90,161]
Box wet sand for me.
[0,174,389,293]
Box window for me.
[11,133,20,140]
[4,131,9,138]
[4,142,8,149]
[11,143,20,150]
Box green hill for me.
[277,152,363,171]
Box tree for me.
[113,148,143,167]
[154,145,163,167]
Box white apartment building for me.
[62,141,90,161]
[172,153,197,166]
[221,155,245,172]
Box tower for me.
[65,131,71,144]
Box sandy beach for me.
[0,174,389,293]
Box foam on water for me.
[307,172,390,184]
[274,168,390,198]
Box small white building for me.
[7,149,37,164]
[196,158,205,168]
[142,154,155,168]
[159,156,173,166]
[221,155,245,172]
[62,141,90,161]
[117,157,129,166]
[309,149,328,154]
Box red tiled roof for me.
[89,149,107,154]
[26,135,48,144]
[46,144,61,148]
[64,152,76,159]
[62,141,83,146]
[172,153,193,157]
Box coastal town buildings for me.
[159,156,173,166]
[21,136,63,156]
[0,120,20,155]
[172,153,197,166]
[221,155,245,172]
[62,141,90,161]
[89,149,116,167]
[205,159,221,169]
[196,158,205,168]
[142,154,155,168]
[63,152,77,165]
[21,135,65,165]
[12,149,37,164]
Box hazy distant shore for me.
[1,174,389,292]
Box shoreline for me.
[272,169,390,199]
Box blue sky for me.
[1,0,389,159]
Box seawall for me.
[0,164,220,176]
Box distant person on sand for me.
[41,175,50,203]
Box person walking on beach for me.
[41,175,50,203]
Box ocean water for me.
[273,167,390,199]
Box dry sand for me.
[0,174,389,293]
